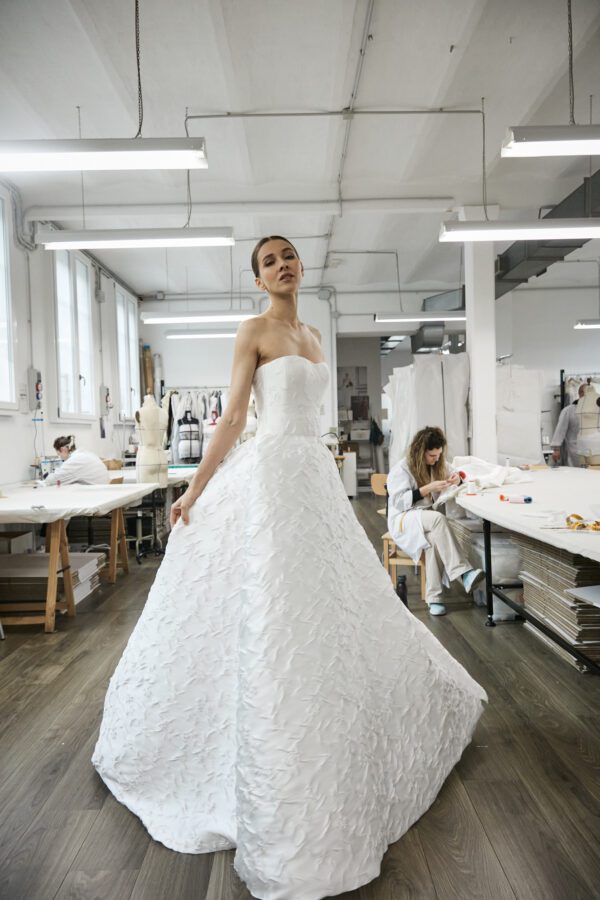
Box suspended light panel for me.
[141,313,254,325]
[439,219,600,242]
[165,331,237,340]
[501,125,600,157]
[374,312,466,323]
[573,319,600,330]
[0,138,207,171]
[37,227,234,250]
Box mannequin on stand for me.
[576,384,600,465]
[135,395,169,486]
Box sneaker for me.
[428,602,447,616]
[462,568,485,595]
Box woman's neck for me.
[264,291,300,326]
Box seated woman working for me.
[44,436,110,486]
[386,426,483,616]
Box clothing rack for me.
[166,386,229,393]
[559,369,600,409]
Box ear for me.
[255,276,267,292]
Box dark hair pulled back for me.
[250,235,300,278]
[53,435,76,453]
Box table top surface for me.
[0,482,160,524]
[122,466,196,486]
[456,467,600,563]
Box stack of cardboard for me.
[511,533,600,666]
[0,552,105,607]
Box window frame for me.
[0,196,17,412]
[52,249,96,422]
[115,285,140,421]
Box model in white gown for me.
[92,355,487,900]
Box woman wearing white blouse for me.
[44,435,109,486]
[387,426,484,615]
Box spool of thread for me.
[499,494,532,503]
[458,470,467,480]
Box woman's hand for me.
[170,489,199,527]
[424,479,451,495]
[447,472,461,486]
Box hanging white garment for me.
[383,366,415,468]
[383,355,469,470]
[441,354,470,459]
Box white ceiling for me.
[1,0,599,298]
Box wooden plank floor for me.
[1,494,599,900]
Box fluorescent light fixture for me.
[37,227,234,249]
[573,319,600,329]
[0,137,207,171]
[165,331,236,340]
[439,218,600,242]
[501,125,600,157]
[374,312,466,323]
[141,312,254,325]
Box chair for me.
[371,473,427,603]
[109,476,124,484]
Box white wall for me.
[495,286,600,430]
[496,287,599,377]
[336,336,383,421]
[0,185,134,485]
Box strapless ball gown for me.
[92,355,486,900]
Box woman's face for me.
[57,446,71,460]
[424,446,443,466]
[255,239,303,294]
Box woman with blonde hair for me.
[387,425,483,615]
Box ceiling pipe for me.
[23,197,454,223]
[184,108,482,123]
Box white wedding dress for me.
[93,355,487,900]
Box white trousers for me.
[420,510,470,606]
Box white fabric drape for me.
[383,354,470,469]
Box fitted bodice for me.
[252,355,329,437]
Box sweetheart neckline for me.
[255,355,328,374]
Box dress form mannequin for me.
[136,394,169,486]
[576,384,600,465]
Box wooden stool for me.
[382,532,427,602]
[371,474,427,602]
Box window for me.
[0,199,15,405]
[54,250,94,416]
[115,286,140,419]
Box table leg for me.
[44,520,61,633]
[59,519,75,617]
[118,508,129,575]
[483,518,495,628]
[105,509,119,584]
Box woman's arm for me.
[43,455,81,486]
[170,321,259,526]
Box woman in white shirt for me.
[44,436,110,486]
[386,426,483,616]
